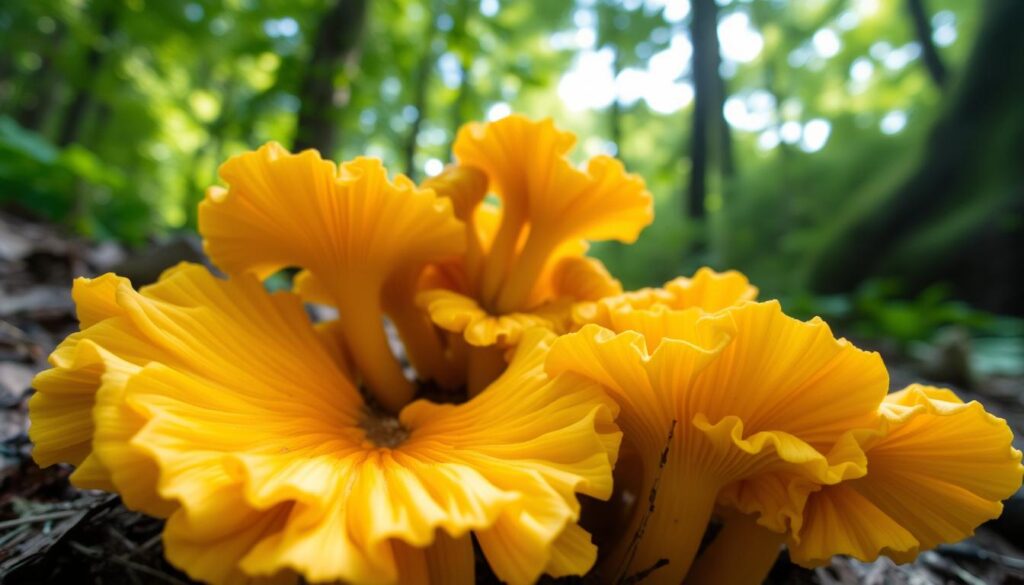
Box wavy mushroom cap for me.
[200,143,464,283]
[417,252,619,349]
[30,264,620,585]
[452,115,652,315]
[198,144,465,411]
[789,384,1023,566]
[573,267,757,329]
[546,301,885,583]
[420,164,489,222]
[454,116,652,243]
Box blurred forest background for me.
[1,2,1023,580]
[1,0,1022,362]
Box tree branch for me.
[906,0,948,89]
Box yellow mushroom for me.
[30,264,620,585]
[410,116,649,391]
[199,144,464,412]
[572,266,758,328]
[690,384,1023,585]
[454,116,651,313]
[548,301,883,584]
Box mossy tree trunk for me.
[809,0,1024,313]
[293,0,368,155]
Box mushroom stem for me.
[480,208,525,308]
[607,453,720,585]
[446,333,469,386]
[424,533,475,585]
[467,345,507,397]
[463,218,485,297]
[335,286,414,413]
[385,288,458,390]
[493,230,558,314]
[392,532,475,585]
[687,511,784,585]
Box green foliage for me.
[0,115,149,241]
[0,0,1018,335]
[783,278,1013,350]
[848,280,992,345]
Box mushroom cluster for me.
[30,115,1022,585]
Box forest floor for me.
[0,210,1021,584]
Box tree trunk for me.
[446,61,471,162]
[809,0,1024,313]
[444,0,473,162]
[906,0,948,89]
[403,15,439,181]
[12,23,65,133]
[0,49,13,113]
[293,0,368,155]
[686,0,726,220]
[57,4,116,147]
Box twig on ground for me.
[0,510,79,530]
[939,543,1024,572]
[130,533,163,557]
[920,551,988,585]
[0,523,31,548]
